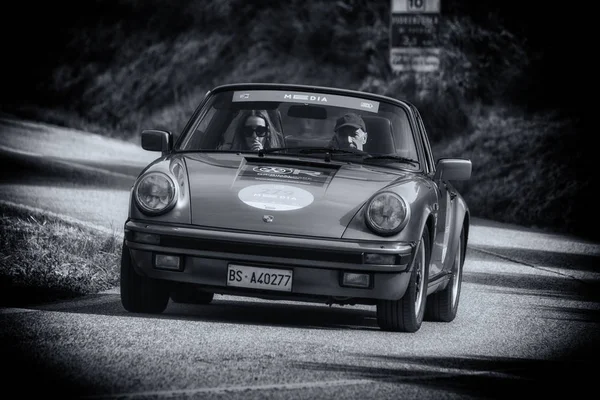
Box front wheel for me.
[425,227,465,322]
[120,241,169,314]
[377,225,430,333]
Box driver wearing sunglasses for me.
[242,115,270,151]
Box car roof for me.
[208,82,416,110]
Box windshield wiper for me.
[362,155,419,166]
[297,147,366,156]
[258,146,366,158]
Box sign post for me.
[390,0,441,72]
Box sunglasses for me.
[243,125,269,137]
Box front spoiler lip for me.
[124,219,414,272]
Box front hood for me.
[181,153,409,238]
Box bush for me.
[432,107,594,241]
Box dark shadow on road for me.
[2,311,116,397]
[462,270,600,302]
[2,345,115,398]
[167,299,381,331]
[530,305,600,323]
[293,353,597,399]
[12,292,382,332]
[0,283,84,308]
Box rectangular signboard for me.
[390,48,440,72]
[392,0,440,13]
[390,0,441,72]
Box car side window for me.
[194,107,218,146]
[216,112,243,150]
[389,112,419,161]
[178,107,219,150]
[414,110,435,175]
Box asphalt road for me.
[1,116,599,399]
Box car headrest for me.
[361,116,396,154]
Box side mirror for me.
[434,158,472,181]
[141,129,172,155]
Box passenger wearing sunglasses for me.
[227,110,284,151]
[242,115,270,151]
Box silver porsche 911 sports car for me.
[120,82,472,332]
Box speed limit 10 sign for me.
[390,0,441,72]
[392,0,440,13]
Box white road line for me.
[0,143,137,180]
[366,366,530,381]
[0,143,43,158]
[82,379,376,399]
[469,245,591,283]
[0,307,40,314]
[0,199,123,238]
[0,294,120,314]
[41,294,121,311]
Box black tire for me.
[425,227,465,322]
[170,283,214,304]
[120,241,169,314]
[377,225,430,333]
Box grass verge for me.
[0,202,121,307]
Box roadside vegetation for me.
[0,203,121,306]
[2,0,591,240]
[433,108,585,237]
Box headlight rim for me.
[133,171,178,216]
[364,191,410,236]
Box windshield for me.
[176,88,420,170]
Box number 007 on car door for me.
[227,264,293,292]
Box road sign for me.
[390,0,441,72]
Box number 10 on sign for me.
[392,0,440,13]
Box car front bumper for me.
[124,220,416,303]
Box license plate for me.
[227,264,293,292]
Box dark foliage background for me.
[1,0,592,240]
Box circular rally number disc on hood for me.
[238,184,314,211]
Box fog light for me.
[342,272,370,288]
[133,231,160,245]
[364,253,396,264]
[155,254,181,271]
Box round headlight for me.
[134,172,177,215]
[365,192,409,236]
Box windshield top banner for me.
[232,90,380,113]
